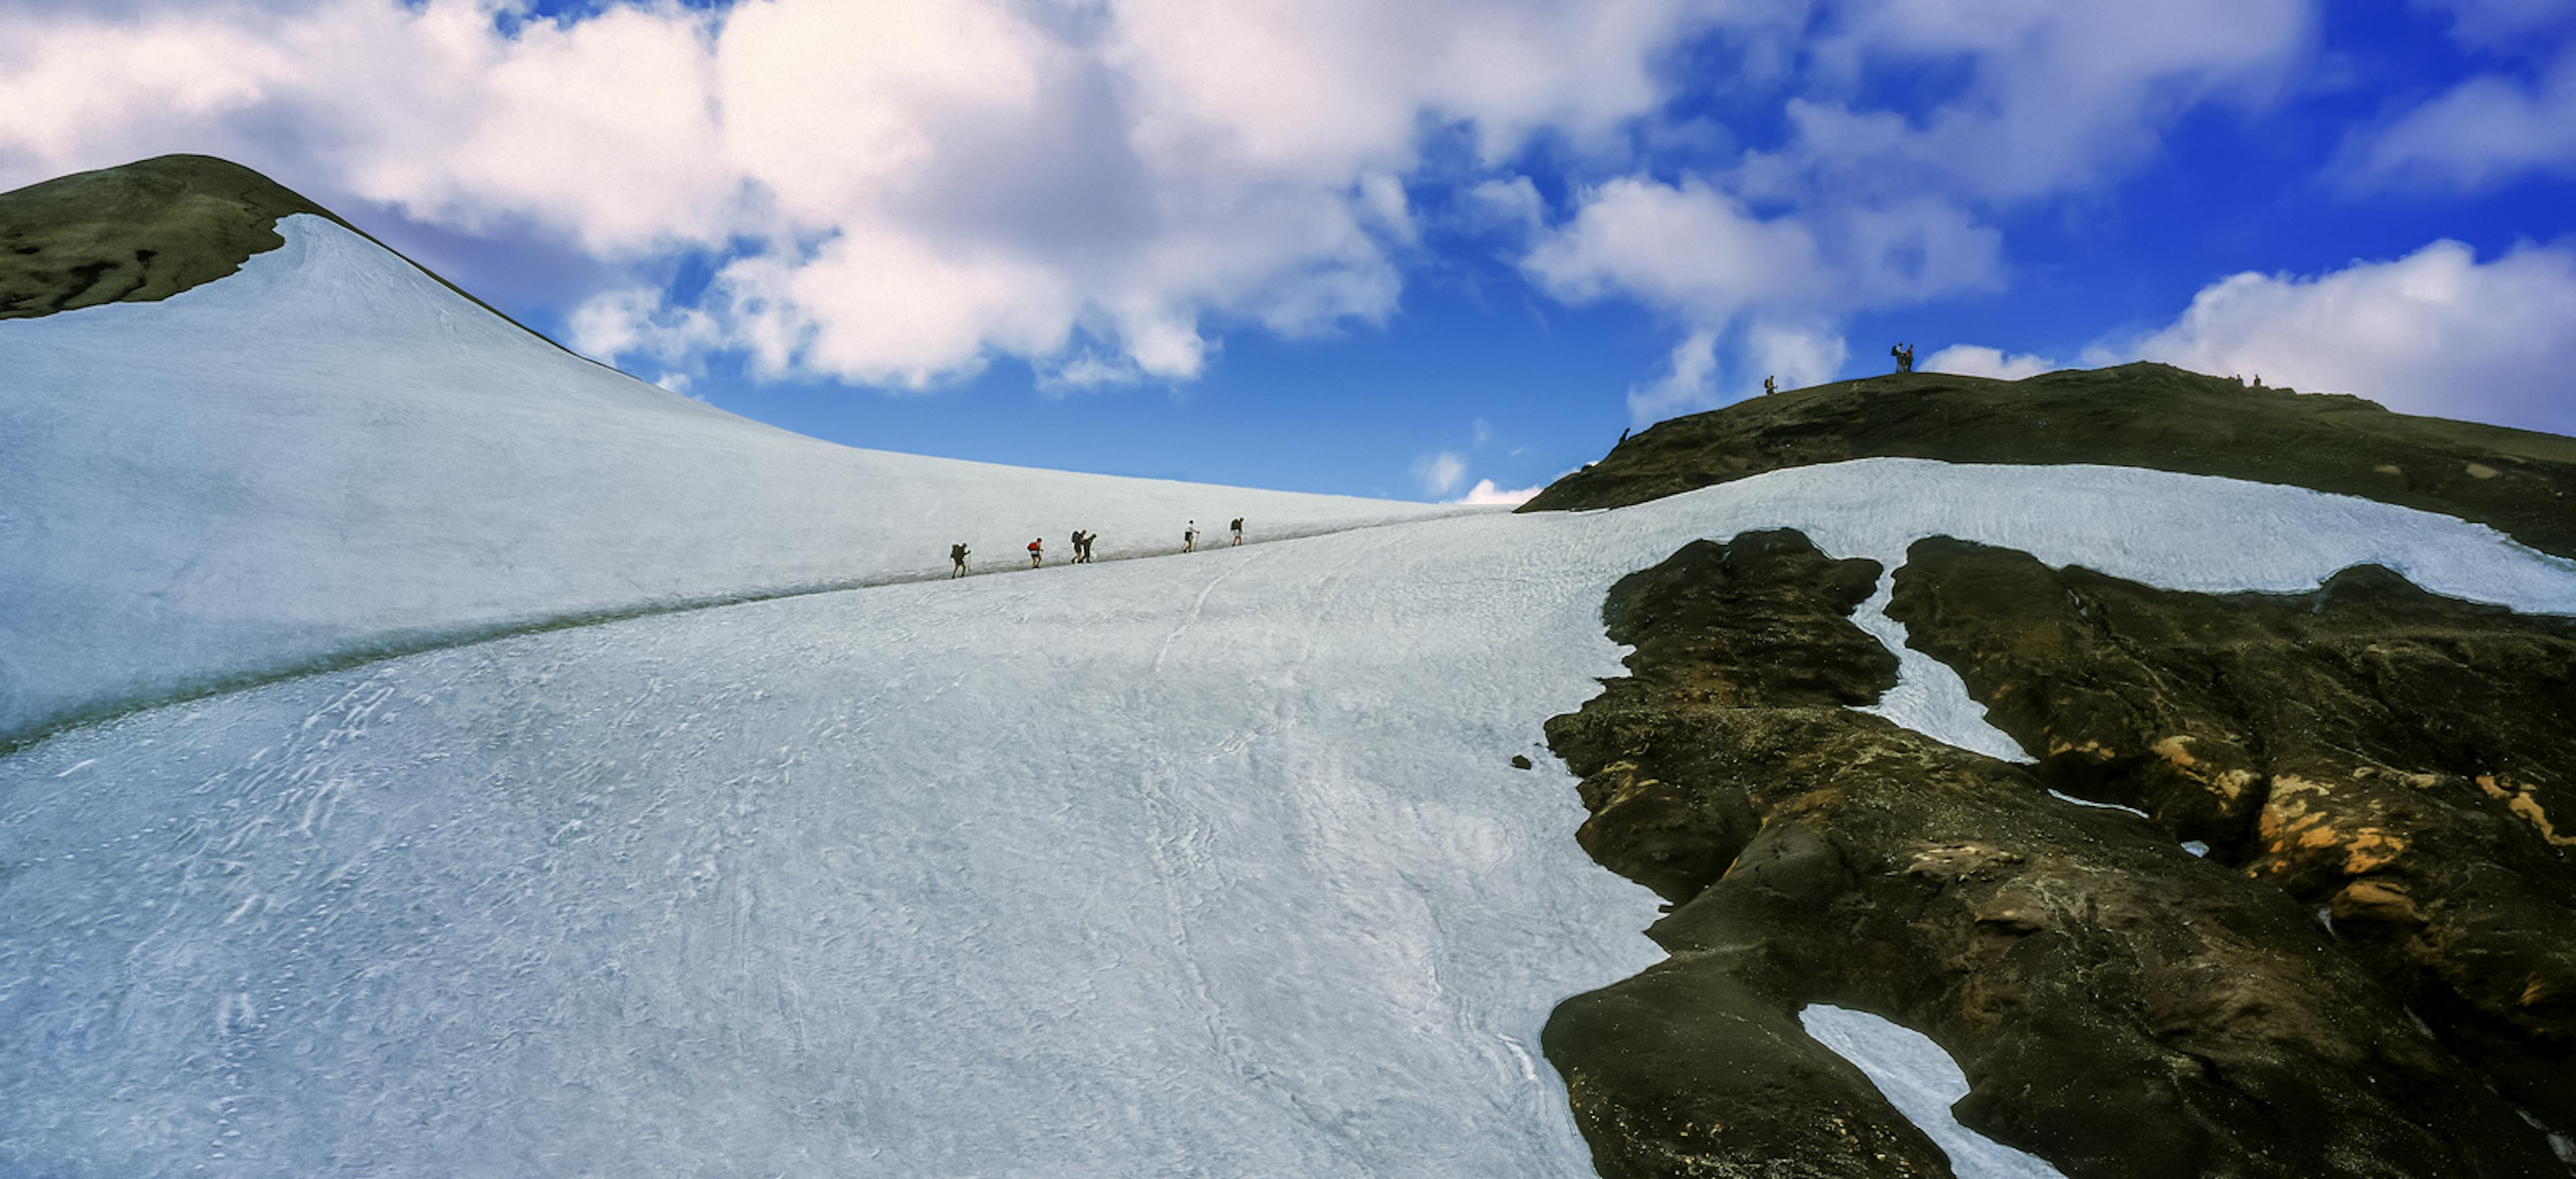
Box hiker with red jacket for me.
[1028,537,1043,568]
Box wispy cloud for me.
[1411,450,1469,497]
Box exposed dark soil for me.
[0,154,573,354]
[1541,530,2568,1178]
[1886,538,2576,1135]
[1519,364,2576,560]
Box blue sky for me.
[4,0,2573,501]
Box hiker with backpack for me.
[949,543,969,578]
[1183,521,1198,552]
[1028,537,1043,568]
[1230,517,1243,546]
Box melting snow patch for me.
[2516,1107,2576,1165]
[2045,788,2151,819]
[1847,572,2032,763]
[1800,1005,2068,1178]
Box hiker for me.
[950,543,969,578]
[1891,343,1914,373]
[1069,530,1082,564]
[2251,374,2264,389]
[1230,517,1243,546]
[1764,374,1777,395]
[1028,537,1043,568]
[1183,520,1199,552]
[1075,529,1097,563]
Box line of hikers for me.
[947,517,1246,577]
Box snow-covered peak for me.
[0,214,1456,745]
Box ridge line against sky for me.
[3,0,2573,501]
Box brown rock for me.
[1542,531,2567,1178]
[1886,537,2576,1135]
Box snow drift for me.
[0,215,1453,745]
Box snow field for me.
[0,214,1458,744]
[5,460,2575,1177]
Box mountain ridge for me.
[1525,363,2576,561]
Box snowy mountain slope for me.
[0,213,1455,746]
[5,460,2571,1178]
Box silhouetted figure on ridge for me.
[1890,343,1915,373]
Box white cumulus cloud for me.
[1924,344,2055,380]
[1524,177,1829,324]
[2124,239,2576,433]
[0,0,1736,391]
[1452,479,1546,506]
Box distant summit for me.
[0,153,561,348]
[1,154,341,319]
[1525,361,2576,560]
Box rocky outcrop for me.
[1885,538,2576,1136]
[1519,364,2576,561]
[1542,530,2568,1178]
